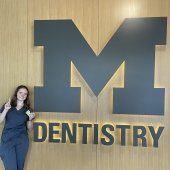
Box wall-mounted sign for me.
[34,17,167,115]
[34,122,164,148]
[33,17,167,148]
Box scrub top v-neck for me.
[0,106,29,157]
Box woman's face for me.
[17,88,28,102]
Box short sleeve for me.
[26,107,33,112]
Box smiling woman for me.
[0,85,36,170]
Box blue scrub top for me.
[0,105,30,157]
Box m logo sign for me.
[34,17,167,115]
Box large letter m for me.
[34,17,167,115]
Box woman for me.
[0,85,36,170]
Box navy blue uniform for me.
[0,106,30,170]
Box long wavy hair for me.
[10,85,31,109]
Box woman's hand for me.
[28,112,36,121]
[4,98,11,111]
[26,110,36,121]
[0,98,11,123]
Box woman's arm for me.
[27,120,33,131]
[0,109,8,123]
[0,98,11,123]
[27,112,36,131]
